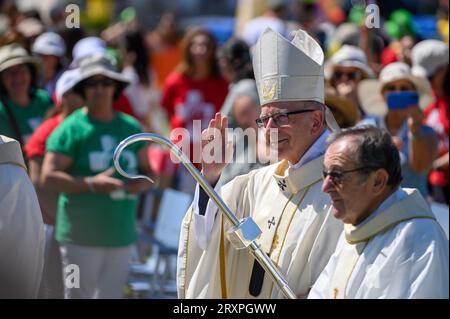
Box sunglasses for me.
[322,166,377,185]
[84,78,115,87]
[333,70,362,81]
[384,84,415,92]
[255,109,316,128]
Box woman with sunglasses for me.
[326,45,375,121]
[357,62,437,199]
[41,54,153,299]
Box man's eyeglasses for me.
[333,70,362,81]
[256,109,315,128]
[84,78,115,88]
[322,166,377,185]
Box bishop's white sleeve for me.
[192,179,224,250]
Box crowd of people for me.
[0,0,448,299]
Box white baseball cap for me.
[71,37,107,67]
[55,68,81,103]
[411,39,449,78]
[32,32,66,57]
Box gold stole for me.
[330,189,436,298]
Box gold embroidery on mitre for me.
[262,79,278,102]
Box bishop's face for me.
[258,101,325,164]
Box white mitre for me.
[253,27,340,131]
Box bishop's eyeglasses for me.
[256,109,316,128]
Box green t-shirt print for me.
[0,89,52,142]
[46,109,146,247]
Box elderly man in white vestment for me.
[0,135,45,298]
[309,126,449,299]
[176,28,343,299]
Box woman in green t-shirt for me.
[41,54,153,299]
[0,43,53,145]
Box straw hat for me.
[357,62,433,116]
[0,43,40,73]
[325,85,358,127]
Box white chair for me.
[128,188,192,298]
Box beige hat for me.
[325,85,358,128]
[358,62,433,116]
[253,27,340,131]
[0,43,40,73]
[77,53,129,85]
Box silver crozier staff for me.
[113,132,297,299]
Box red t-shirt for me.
[113,92,137,118]
[162,72,229,137]
[24,115,62,159]
[424,94,449,186]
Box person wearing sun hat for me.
[325,45,375,121]
[0,43,53,146]
[177,27,342,299]
[357,62,438,199]
[32,31,67,97]
[41,53,154,299]
[411,39,449,205]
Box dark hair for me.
[218,37,254,81]
[326,126,403,187]
[0,63,38,97]
[125,29,150,86]
[176,27,220,78]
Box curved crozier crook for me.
[113,133,157,183]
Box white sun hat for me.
[252,27,340,131]
[411,39,449,78]
[55,68,81,103]
[325,44,375,80]
[32,32,66,57]
[358,62,433,116]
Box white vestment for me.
[0,135,45,298]
[308,188,449,299]
[176,152,343,299]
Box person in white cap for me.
[0,134,45,298]
[24,68,83,298]
[32,31,67,97]
[411,40,449,205]
[177,28,343,299]
[309,126,448,299]
[357,62,438,199]
[326,45,375,121]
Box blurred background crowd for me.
[0,0,448,299]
